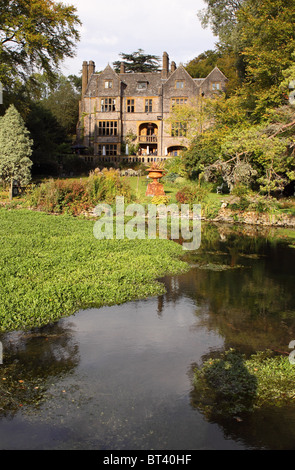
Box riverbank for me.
[207,206,295,228]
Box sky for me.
[61,0,218,77]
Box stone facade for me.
[76,52,227,164]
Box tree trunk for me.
[9,178,13,201]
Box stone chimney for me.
[88,60,95,77]
[171,61,177,73]
[82,61,88,96]
[120,62,126,74]
[162,52,169,79]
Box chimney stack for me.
[88,60,95,77]
[120,62,126,74]
[171,61,177,73]
[82,61,88,96]
[162,52,169,79]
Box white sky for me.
[61,0,218,76]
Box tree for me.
[0,105,33,199]
[42,75,81,136]
[26,102,67,175]
[113,49,160,73]
[0,0,81,90]
[236,0,295,117]
[185,47,241,94]
[198,0,244,45]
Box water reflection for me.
[0,322,79,417]
[0,223,294,449]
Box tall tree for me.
[42,75,81,136]
[0,105,33,199]
[185,47,241,94]
[113,49,160,73]
[198,0,244,45]
[0,0,81,90]
[236,0,295,116]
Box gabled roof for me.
[162,63,198,89]
[203,66,228,81]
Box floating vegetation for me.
[192,349,295,417]
[193,262,246,271]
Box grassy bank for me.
[0,208,189,333]
[193,349,295,415]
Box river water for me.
[0,223,295,450]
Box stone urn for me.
[145,164,166,197]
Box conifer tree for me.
[0,104,33,199]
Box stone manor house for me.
[76,52,227,164]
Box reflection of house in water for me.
[76,52,227,165]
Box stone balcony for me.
[138,135,158,143]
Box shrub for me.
[176,185,198,204]
[151,195,171,205]
[26,169,133,215]
[176,184,210,205]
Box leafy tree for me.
[41,75,80,136]
[26,102,67,175]
[0,0,81,90]
[236,0,295,117]
[198,0,244,45]
[113,49,160,73]
[0,104,33,199]
[185,47,241,94]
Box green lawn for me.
[0,208,189,333]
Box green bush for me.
[25,169,133,215]
[193,349,295,416]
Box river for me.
[0,223,295,450]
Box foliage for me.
[26,169,134,214]
[0,105,33,198]
[25,102,67,173]
[193,349,295,415]
[164,156,187,180]
[0,208,189,332]
[182,95,295,195]
[41,75,81,136]
[151,195,171,206]
[185,47,241,95]
[175,184,209,205]
[113,49,160,73]
[0,0,80,91]
[198,0,244,45]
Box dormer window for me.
[137,81,148,90]
[105,80,113,89]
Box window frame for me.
[97,120,118,136]
[171,121,187,137]
[137,81,148,90]
[127,98,135,113]
[171,97,188,108]
[104,80,113,89]
[175,80,185,89]
[100,98,116,112]
[98,144,118,156]
[211,82,221,91]
[145,98,153,113]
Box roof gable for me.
[162,64,198,90]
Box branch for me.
[270,119,295,138]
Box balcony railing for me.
[138,135,158,143]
